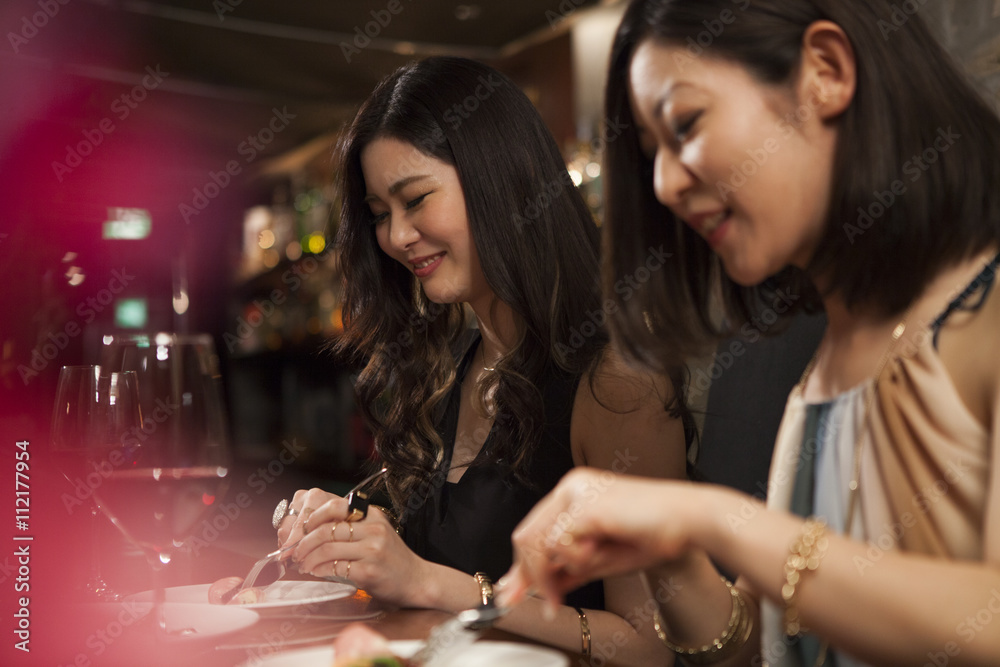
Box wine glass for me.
[98,333,232,634]
[50,366,143,601]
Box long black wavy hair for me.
[602,0,1000,368]
[335,57,692,512]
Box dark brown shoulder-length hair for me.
[603,0,1000,369]
[335,56,673,513]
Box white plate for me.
[160,602,260,638]
[74,601,259,640]
[239,640,569,667]
[129,580,357,610]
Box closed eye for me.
[370,211,389,225]
[672,111,702,143]
[405,192,431,210]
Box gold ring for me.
[346,561,351,578]
[333,560,338,575]
[330,522,338,541]
[348,523,354,542]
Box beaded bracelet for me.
[652,577,752,664]
[473,572,494,606]
[573,607,592,657]
[782,518,829,636]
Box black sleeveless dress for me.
[401,332,605,610]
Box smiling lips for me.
[687,210,730,247]
[410,252,445,277]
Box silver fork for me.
[410,604,510,666]
[228,467,388,599]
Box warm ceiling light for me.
[455,5,481,21]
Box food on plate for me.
[207,576,266,605]
[332,624,413,667]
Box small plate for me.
[239,640,569,666]
[159,602,260,639]
[75,601,260,640]
[129,580,357,610]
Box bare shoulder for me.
[577,345,675,412]
[569,346,687,479]
[936,257,1000,429]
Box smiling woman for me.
[498,2,1000,667]
[361,137,489,308]
[270,56,695,665]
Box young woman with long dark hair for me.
[501,2,1000,665]
[276,56,691,663]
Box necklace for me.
[480,343,496,372]
[795,312,910,667]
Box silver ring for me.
[272,498,290,529]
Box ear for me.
[798,20,856,120]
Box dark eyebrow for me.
[364,175,432,202]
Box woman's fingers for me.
[302,495,350,533]
[296,524,366,577]
[277,488,342,551]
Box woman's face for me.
[361,136,493,309]
[628,39,838,285]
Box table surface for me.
[57,595,586,667]
[47,540,591,667]
[33,463,597,667]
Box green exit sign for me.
[103,208,152,240]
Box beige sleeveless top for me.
[760,255,998,667]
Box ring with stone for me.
[272,498,290,529]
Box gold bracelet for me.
[573,607,591,657]
[369,504,400,533]
[652,577,753,665]
[473,572,494,606]
[782,518,829,636]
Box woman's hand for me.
[289,497,431,607]
[499,468,712,608]
[276,487,339,547]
